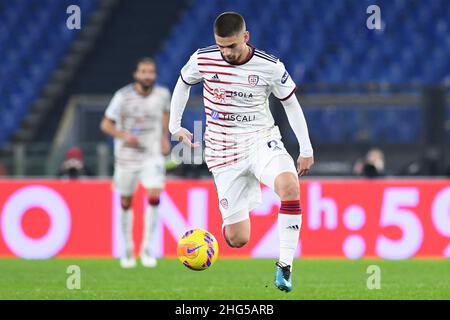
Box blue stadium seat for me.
[152,0,446,145]
[156,0,450,89]
[0,0,99,147]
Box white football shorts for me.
[212,137,297,226]
[113,155,166,196]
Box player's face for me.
[215,31,249,63]
[134,62,156,89]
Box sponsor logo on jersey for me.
[281,70,290,84]
[248,74,259,87]
[222,114,256,122]
[211,74,220,81]
[229,91,254,99]
[210,110,220,120]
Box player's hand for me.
[122,132,139,146]
[173,128,200,148]
[297,155,314,177]
[161,137,171,156]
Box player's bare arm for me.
[100,117,139,146]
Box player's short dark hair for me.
[214,12,246,37]
[135,57,155,70]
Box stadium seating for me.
[0,0,98,147]
[1,0,449,146]
[156,0,450,88]
[154,0,449,144]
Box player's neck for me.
[236,44,252,64]
[134,83,153,96]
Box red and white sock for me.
[278,200,302,270]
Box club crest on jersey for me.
[213,88,226,103]
[248,75,259,87]
[220,198,229,209]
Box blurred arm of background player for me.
[100,117,139,146]
[168,77,200,148]
[161,111,171,155]
[281,94,314,176]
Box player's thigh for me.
[113,166,140,197]
[253,136,293,187]
[141,156,166,190]
[259,154,298,192]
[213,167,261,226]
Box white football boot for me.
[141,248,157,268]
[120,246,136,268]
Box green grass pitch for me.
[0,258,449,300]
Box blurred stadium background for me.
[0,0,449,299]
[0,0,449,177]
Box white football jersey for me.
[180,44,297,171]
[105,84,171,169]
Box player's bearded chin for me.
[226,49,241,62]
[138,79,154,90]
[223,52,239,63]
[226,45,249,63]
[227,55,237,62]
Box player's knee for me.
[282,183,299,200]
[228,233,250,248]
[121,197,132,210]
[231,237,249,248]
[148,196,160,206]
[276,175,299,200]
[223,214,250,248]
[147,189,162,206]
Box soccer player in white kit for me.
[101,58,171,268]
[169,12,314,292]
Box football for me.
[177,229,219,271]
